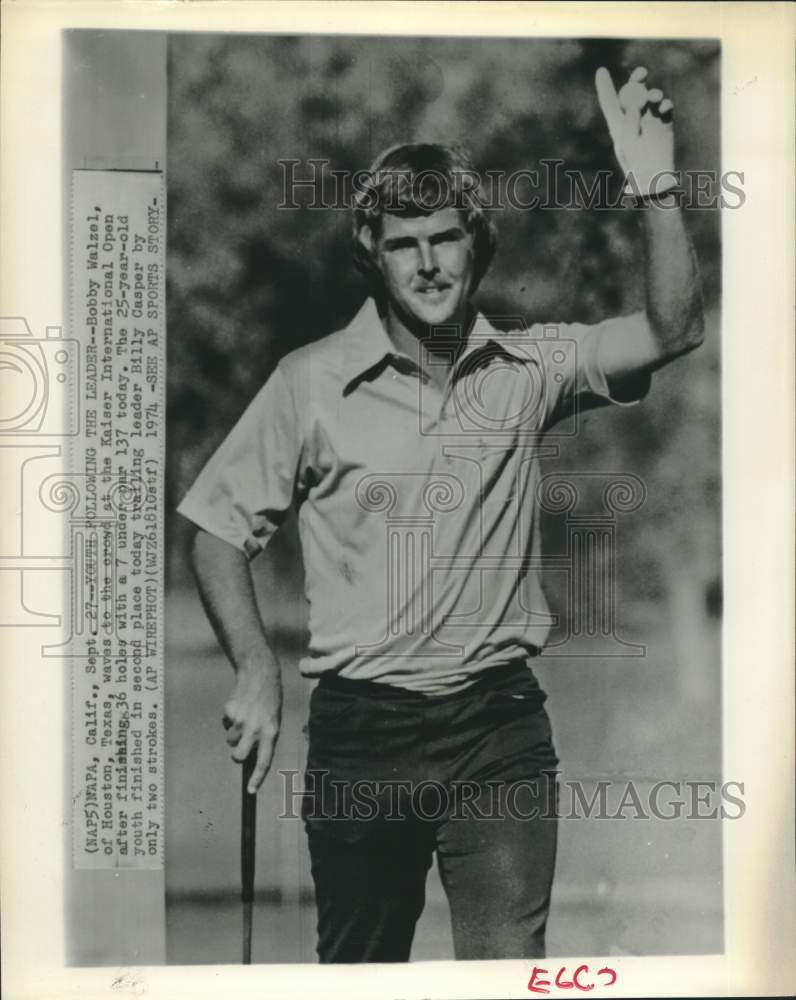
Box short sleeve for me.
[532,313,652,430]
[176,364,302,560]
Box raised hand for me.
[595,66,676,197]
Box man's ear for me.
[357,224,376,258]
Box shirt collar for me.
[342,299,398,395]
[342,298,528,396]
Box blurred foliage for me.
[167,34,721,635]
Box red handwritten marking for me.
[527,965,618,994]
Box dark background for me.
[164,34,722,963]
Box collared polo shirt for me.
[177,298,651,694]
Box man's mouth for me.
[415,284,450,297]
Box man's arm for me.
[191,528,282,794]
[599,200,704,386]
[594,66,705,388]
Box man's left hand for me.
[596,66,676,197]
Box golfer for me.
[177,67,703,962]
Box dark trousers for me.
[301,660,559,963]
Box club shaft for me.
[241,752,257,964]
[242,899,253,965]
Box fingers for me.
[223,708,242,748]
[232,727,274,793]
[600,65,673,133]
[232,729,256,763]
[223,700,254,758]
[618,67,648,133]
[247,737,274,795]
[223,703,276,791]
[595,67,624,140]
[641,87,674,122]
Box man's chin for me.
[406,296,464,329]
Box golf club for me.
[241,750,257,964]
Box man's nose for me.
[417,241,438,276]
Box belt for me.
[316,654,539,702]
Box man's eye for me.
[431,232,463,246]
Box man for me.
[177,66,703,962]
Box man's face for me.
[373,207,475,331]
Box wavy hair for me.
[352,143,497,293]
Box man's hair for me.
[352,143,497,292]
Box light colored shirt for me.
[177,298,651,694]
